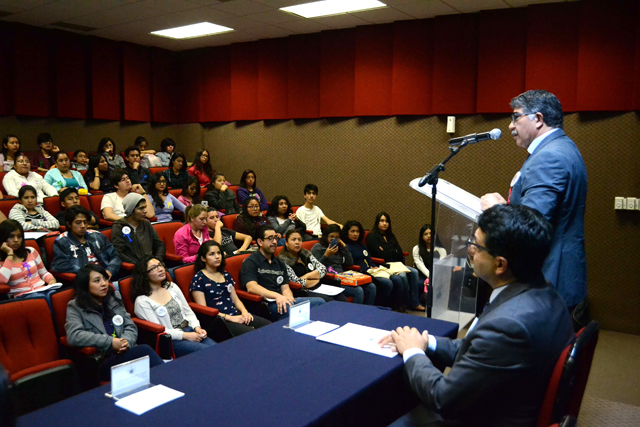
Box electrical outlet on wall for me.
[626,197,637,210]
[615,197,626,210]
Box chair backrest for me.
[291,205,300,214]
[118,277,137,316]
[24,239,40,254]
[0,299,60,377]
[152,221,183,254]
[79,196,91,211]
[168,189,182,198]
[149,167,168,176]
[44,235,58,269]
[51,289,76,340]
[302,240,317,251]
[537,343,573,427]
[0,171,9,196]
[173,264,196,303]
[0,200,17,218]
[228,185,239,199]
[225,253,251,290]
[101,229,112,241]
[222,213,238,230]
[87,194,106,221]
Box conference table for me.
[18,302,458,427]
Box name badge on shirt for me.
[156,306,167,317]
[308,263,314,271]
[510,171,521,187]
[363,250,369,256]
[226,283,234,293]
[112,315,124,326]
[276,275,284,285]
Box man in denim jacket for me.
[51,206,122,279]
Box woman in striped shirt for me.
[0,220,58,299]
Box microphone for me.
[448,128,502,146]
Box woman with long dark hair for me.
[237,169,268,211]
[147,172,186,223]
[84,153,112,193]
[97,137,125,171]
[132,254,216,357]
[178,176,202,207]
[162,152,189,189]
[66,264,163,380]
[266,195,307,242]
[366,212,424,311]
[233,196,268,240]
[188,149,214,188]
[191,241,270,336]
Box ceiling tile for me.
[249,0,306,8]
[136,0,203,13]
[90,20,162,39]
[440,0,509,13]
[312,13,372,29]
[393,0,458,19]
[213,15,266,30]
[210,0,273,16]
[245,9,302,25]
[174,6,236,22]
[66,2,168,28]
[351,6,414,24]
[0,0,57,14]
[274,18,331,34]
[242,24,294,39]
[2,0,125,26]
[504,0,565,6]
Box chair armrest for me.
[132,318,165,334]
[305,230,314,236]
[59,336,98,356]
[0,284,9,294]
[99,219,113,227]
[346,265,361,271]
[189,302,219,318]
[53,272,76,282]
[165,253,183,262]
[371,257,385,265]
[121,262,135,271]
[235,289,262,302]
[289,281,302,290]
[403,251,408,257]
[325,273,335,280]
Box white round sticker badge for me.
[122,226,131,235]
[308,263,314,271]
[276,275,284,284]
[226,283,234,293]
[363,250,369,256]
[510,171,521,187]
[342,257,345,263]
[112,315,124,326]
[156,306,168,317]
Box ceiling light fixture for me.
[151,22,233,40]
[280,0,387,19]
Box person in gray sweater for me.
[204,172,241,214]
[65,264,163,381]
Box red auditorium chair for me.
[221,213,238,229]
[0,171,14,197]
[224,253,273,320]
[152,221,184,264]
[168,188,182,198]
[0,298,80,415]
[0,199,17,219]
[44,234,76,285]
[87,194,113,227]
[537,321,600,427]
[149,167,168,175]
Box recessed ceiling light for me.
[150,22,233,40]
[280,0,386,19]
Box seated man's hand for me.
[274,294,294,314]
[378,326,429,355]
[480,193,506,211]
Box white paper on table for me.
[25,231,48,240]
[308,284,345,296]
[316,323,398,358]
[294,321,340,337]
[21,283,62,295]
[115,384,184,415]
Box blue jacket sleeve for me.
[51,237,80,273]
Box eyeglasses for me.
[16,160,30,164]
[147,262,165,273]
[467,236,490,254]
[262,236,277,242]
[511,112,536,124]
[247,205,260,210]
[157,180,167,184]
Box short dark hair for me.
[59,187,79,205]
[65,205,90,227]
[72,149,87,160]
[239,169,257,189]
[37,133,52,145]
[341,220,364,243]
[284,228,303,242]
[52,151,69,163]
[477,204,552,282]
[304,184,318,195]
[124,146,139,158]
[73,264,118,311]
[320,224,341,247]
[18,185,37,200]
[0,220,27,261]
[257,225,275,241]
[109,169,127,188]
[160,138,175,152]
[2,134,20,155]
[510,90,563,129]
[194,240,226,274]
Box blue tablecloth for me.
[18,302,458,427]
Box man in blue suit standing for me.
[481,90,587,310]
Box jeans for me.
[268,297,325,321]
[389,274,410,308]
[405,266,423,308]
[99,344,164,381]
[340,283,376,305]
[372,276,394,307]
[172,326,216,358]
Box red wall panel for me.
[287,34,320,119]
[56,33,88,119]
[230,42,259,121]
[576,0,637,111]
[355,24,393,116]
[634,2,640,110]
[0,25,14,116]
[91,38,121,121]
[178,49,204,123]
[525,2,579,112]
[476,9,526,114]
[431,15,478,114]
[320,29,355,117]
[392,19,432,116]
[202,46,231,122]
[258,38,288,120]
[151,48,177,123]
[14,26,51,117]
[122,43,151,122]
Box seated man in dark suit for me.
[380,204,574,427]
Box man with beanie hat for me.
[112,193,165,264]
[101,169,155,222]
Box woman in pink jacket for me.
[173,204,210,263]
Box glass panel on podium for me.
[410,178,481,332]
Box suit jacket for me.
[509,129,587,307]
[404,279,574,427]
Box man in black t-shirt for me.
[55,188,100,229]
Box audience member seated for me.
[3,153,58,203]
[311,224,376,305]
[148,173,186,223]
[31,132,55,172]
[413,224,447,283]
[133,254,216,357]
[101,170,155,222]
[234,196,268,241]
[237,169,268,210]
[66,264,163,381]
[279,229,347,303]
[44,152,88,193]
[123,146,151,190]
[0,220,58,299]
[207,208,252,256]
[134,136,156,157]
[111,193,165,265]
[191,241,271,337]
[9,185,59,231]
[342,220,395,307]
[98,137,126,171]
[174,204,210,263]
[162,152,189,189]
[71,149,89,171]
[266,195,307,243]
[240,226,325,321]
[55,188,99,230]
[156,138,176,167]
[366,212,424,311]
[134,136,162,169]
[52,206,122,279]
[204,172,241,214]
[188,149,214,188]
[178,176,202,208]
[0,134,20,172]
[83,153,112,193]
[295,184,342,237]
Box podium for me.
[410,178,482,331]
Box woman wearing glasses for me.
[133,255,216,357]
[174,204,210,263]
[2,153,58,203]
[233,196,269,241]
[147,173,186,223]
